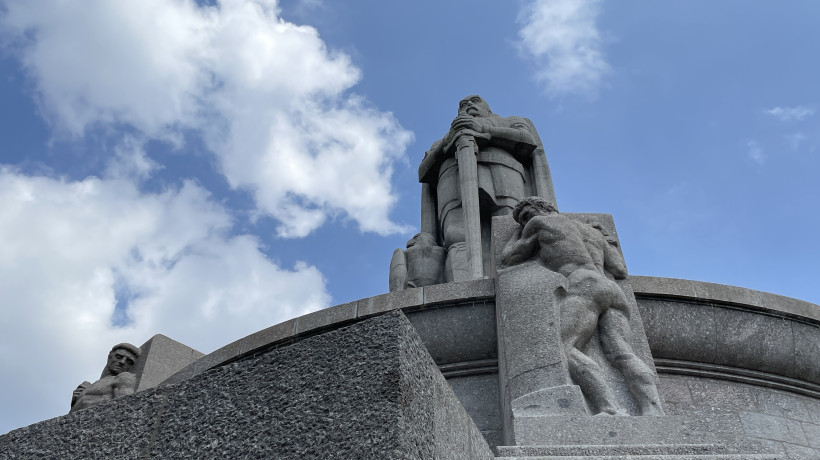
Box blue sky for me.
[1,0,818,434]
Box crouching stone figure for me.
[70,343,141,412]
[500,197,664,416]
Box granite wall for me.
[0,311,493,459]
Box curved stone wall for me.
[157,276,819,456]
[632,276,820,398]
[634,277,819,459]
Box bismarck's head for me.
[512,197,558,225]
[104,343,140,376]
[458,95,492,118]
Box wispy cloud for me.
[517,0,609,97]
[747,140,765,164]
[785,132,807,150]
[766,106,815,122]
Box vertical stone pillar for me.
[492,216,589,445]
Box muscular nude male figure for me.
[500,197,663,415]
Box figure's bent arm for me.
[487,122,537,147]
[71,381,91,407]
[603,243,628,279]
[500,227,538,268]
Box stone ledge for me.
[630,276,819,322]
[497,443,756,456]
[159,278,496,387]
[505,413,784,458]
[494,450,784,458]
[655,359,820,399]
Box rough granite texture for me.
[0,311,493,459]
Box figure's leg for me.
[561,293,624,415]
[599,305,665,416]
[441,206,471,282]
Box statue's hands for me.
[442,130,484,153]
[71,381,91,407]
[450,115,489,134]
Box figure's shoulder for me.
[114,372,137,383]
[529,214,560,229]
[498,115,532,127]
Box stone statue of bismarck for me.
[70,343,141,412]
[390,95,556,290]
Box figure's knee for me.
[442,222,465,248]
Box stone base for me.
[497,414,784,459]
[497,452,779,459]
[0,311,494,459]
[512,385,589,417]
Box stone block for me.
[800,421,820,449]
[406,301,497,365]
[1,312,494,459]
[496,443,747,457]
[157,361,195,387]
[641,299,717,363]
[693,280,763,307]
[688,379,757,412]
[447,374,501,433]
[509,413,746,447]
[784,442,820,460]
[792,322,820,384]
[753,387,814,423]
[357,286,423,318]
[433,375,469,460]
[422,278,495,305]
[805,398,820,425]
[496,261,569,386]
[740,412,808,445]
[658,375,694,405]
[468,424,495,460]
[630,275,699,299]
[294,301,357,335]
[511,384,588,418]
[713,307,795,376]
[758,291,820,322]
[133,334,205,392]
[237,317,297,355]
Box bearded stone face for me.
[458,95,491,118]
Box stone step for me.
[495,455,782,460]
[510,414,749,447]
[496,444,731,457]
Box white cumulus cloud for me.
[0,0,413,237]
[0,168,330,432]
[517,0,610,97]
[766,106,815,122]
